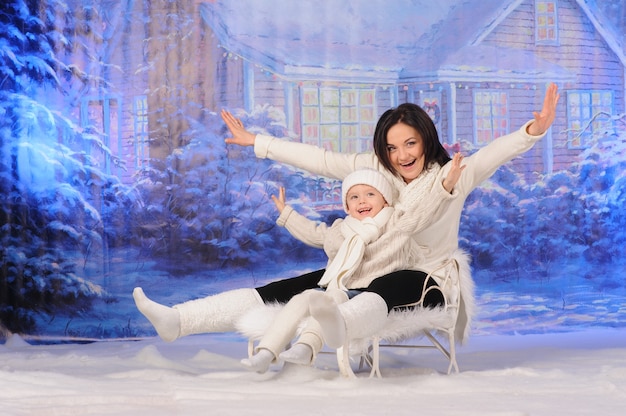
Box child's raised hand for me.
[443,152,465,193]
[271,186,286,213]
[221,109,256,146]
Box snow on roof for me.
[200,0,458,81]
[199,0,621,83]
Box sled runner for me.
[337,254,469,377]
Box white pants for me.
[255,288,349,361]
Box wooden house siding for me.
[251,66,287,111]
[454,87,474,144]
[507,87,547,176]
[436,84,549,178]
[483,2,535,49]
[400,83,452,144]
[375,87,395,117]
[214,53,246,111]
[479,3,556,177]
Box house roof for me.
[576,0,626,66]
[199,0,623,84]
[399,0,573,82]
[200,0,453,82]
[401,44,574,83]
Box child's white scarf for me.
[318,207,394,291]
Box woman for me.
[241,162,464,373]
[221,83,560,352]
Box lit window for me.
[474,90,509,145]
[301,86,376,152]
[567,90,613,148]
[535,1,558,45]
[80,95,121,175]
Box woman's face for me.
[386,122,426,184]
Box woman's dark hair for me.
[373,103,451,177]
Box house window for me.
[566,90,613,148]
[80,95,121,175]
[474,90,509,145]
[535,1,558,45]
[133,95,149,169]
[301,86,376,152]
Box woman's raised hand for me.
[443,152,465,193]
[221,109,256,147]
[527,83,560,136]
[271,186,286,213]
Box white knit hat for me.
[341,169,394,212]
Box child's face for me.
[345,184,388,220]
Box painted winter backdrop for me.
[1,0,625,342]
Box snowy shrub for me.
[132,105,328,272]
[460,117,626,286]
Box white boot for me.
[241,348,274,373]
[279,343,314,365]
[133,287,262,342]
[310,291,389,348]
[253,290,315,359]
[133,288,180,342]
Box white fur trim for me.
[236,250,475,356]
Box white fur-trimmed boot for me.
[310,291,389,348]
[133,287,262,342]
[240,348,274,373]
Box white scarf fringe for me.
[317,207,394,290]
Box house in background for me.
[199,0,625,184]
[59,0,625,197]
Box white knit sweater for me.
[256,120,546,342]
[276,164,457,290]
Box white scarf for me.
[318,207,395,291]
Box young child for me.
[242,157,464,373]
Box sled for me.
[238,251,473,378]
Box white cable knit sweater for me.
[277,163,456,290]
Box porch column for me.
[448,82,457,145]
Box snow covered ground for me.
[1,328,625,415]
